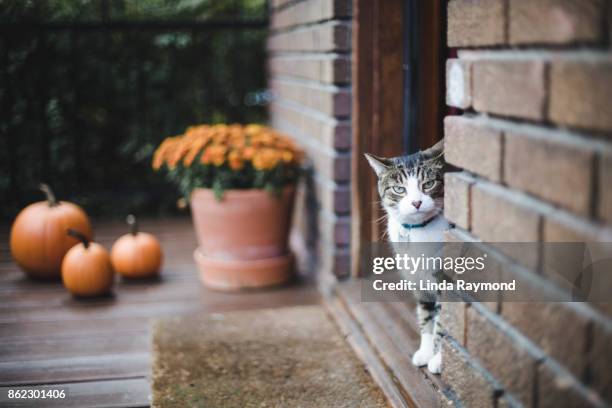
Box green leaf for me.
[213,180,224,201]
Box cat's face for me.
[365,140,445,225]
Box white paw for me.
[427,352,442,374]
[412,347,434,367]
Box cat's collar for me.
[401,216,437,230]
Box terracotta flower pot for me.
[190,186,295,290]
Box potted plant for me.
[152,124,302,290]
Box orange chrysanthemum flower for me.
[153,124,303,171]
[281,150,294,163]
[253,148,281,171]
[183,135,209,166]
[242,146,256,160]
[228,149,244,170]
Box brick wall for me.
[443,1,612,407]
[268,0,351,280]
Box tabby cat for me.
[365,139,448,374]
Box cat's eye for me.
[422,180,436,190]
[392,186,406,194]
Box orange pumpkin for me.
[62,229,114,297]
[111,215,163,279]
[10,184,93,280]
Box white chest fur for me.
[387,215,449,243]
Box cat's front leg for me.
[412,301,438,367]
[427,307,443,374]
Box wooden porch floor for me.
[0,218,319,407]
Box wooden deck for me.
[0,218,319,407]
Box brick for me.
[458,244,502,309]
[331,57,351,85]
[549,58,612,132]
[544,209,605,242]
[538,360,606,408]
[446,59,472,109]
[444,227,479,243]
[591,303,612,321]
[270,0,291,9]
[598,151,612,223]
[502,302,590,377]
[471,182,542,242]
[271,0,351,31]
[268,21,351,53]
[498,257,563,303]
[445,116,503,181]
[509,0,603,45]
[542,211,612,303]
[444,172,475,230]
[504,130,595,216]
[270,79,350,118]
[272,124,351,183]
[319,212,350,247]
[291,183,317,267]
[473,60,546,120]
[442,338,497,408]
[319,152,349,183]
[269,101,351,150]
[443,229,499,308]
[447,0,506,47]
[313,178,350,215]
[541,213,597,291]
[269,55,351,84]
[333,186,350,215]
[317,240,350,278]
[585,268,612,315]
[441,233,500,307]
[440,302,467,345]
[291,183,349,281]
[270,115,350,184]
[467,307,539,406]
[299,142,350,182]
[591,321,612,402]
[472,183,544,269]
[316,150,349,183]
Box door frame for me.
[351,0,444,277]
[350,0,404,276]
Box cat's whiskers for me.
[374,213,388,224]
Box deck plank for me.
[0,378,150,407]
[0,318,152,343]
[0,353,150,386]
[0,332,149,362]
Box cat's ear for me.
[423,139,445,170]
[422,139,444,160]
[364,153,391,177]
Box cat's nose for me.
[412,200,422,209]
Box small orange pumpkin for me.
[62,229,114,297]
[111,215,163,279]
[10,184,93,280]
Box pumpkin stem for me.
[39,183,59,207]
[67,229,90,249]
[127,214,138,236]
